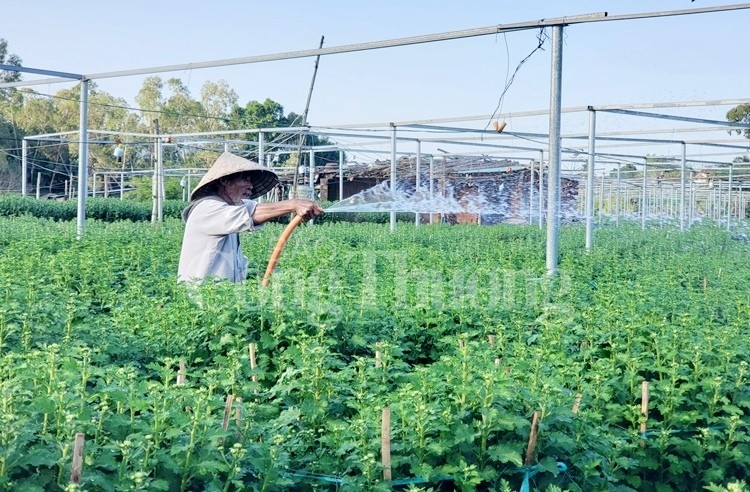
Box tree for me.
[0,38,21,98]
[200,80,238,133]
[727,103,750,139]
[609,163,639,178]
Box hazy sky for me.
[3,1,750,163]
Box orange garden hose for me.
[261,214,305,287]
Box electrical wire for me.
[484,28,549,133]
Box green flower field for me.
[0,212,749,491]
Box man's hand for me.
[293,199,325,221]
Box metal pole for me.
[528,158,534,225]
[415,140,421,227]
[76,79,89,239]
[690,173,695,224]
[716,180,722,223]
[338,150,344,201]
[680,143,686,231]
[258,130,264,169]
[616,164,621,225]
[157,136,164,221]
[92,173,97,198]
[429,155,435,225]
[390,124,397,231]
[599,174,604,224]
[309,149,315,200]
[546,24,563,276]
[727,164,733,230]
[585,108,596,250]
[538,150,544,229]
[151,119,159,223]
[21,140,28,196]
[641,159,647,230]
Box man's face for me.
[222,173,255,203]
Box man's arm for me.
[252,199,324,224]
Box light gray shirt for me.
[177,196,261,283]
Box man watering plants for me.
[177,151,323,284]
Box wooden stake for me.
[70,432,85,484]
[381,407,392,481]
[375,350,382,368]
[487,334,495,346]
[234,397,242,428]
[248,343,258,385]
[572,393,583,414]
[494,358,501,366]
[640,381,650,446]
[176,359,186,385]
[524,411,540,466]
[222,394,235,432]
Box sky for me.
[3,1,750,167]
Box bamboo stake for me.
[235,397,242,428]
[176,359,186,385]
[234,397,243,441]
[572,393,583,414]
[381,407,392,481]
[640,381,650,446]
[248,343,258,385]
[524,411,540,466]
[70,432,85,484]
[222,394,235,432]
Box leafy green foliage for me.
[0,217,749,490]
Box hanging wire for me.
[484,27,549,133]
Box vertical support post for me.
[36,173,41,199]
[338,150,344,201]
[258,131,264,172]
[177,359,186,385]
[415,140,421,227]
[727,164,733,231]
[538,150,544,229]
[390,124,397,231]
[524,411,540,466]
[76,79,90,239]
[21,139,28,196]
[70,432,85,484]
[222,394,235,432]
[248,343,259,386]
[308,149,315,200]
[679,143,686,231]
[529,158,535,225]
[151,119,159,223]
[157,134,164,221]
[585,108,596,250]
[641,159,648,230]
[381,407,392,481]
[429,155,435,225]
[716,180,722,224]
[546,24,564,276]
[597,174,604,224]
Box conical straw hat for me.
[191,152,279,201]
